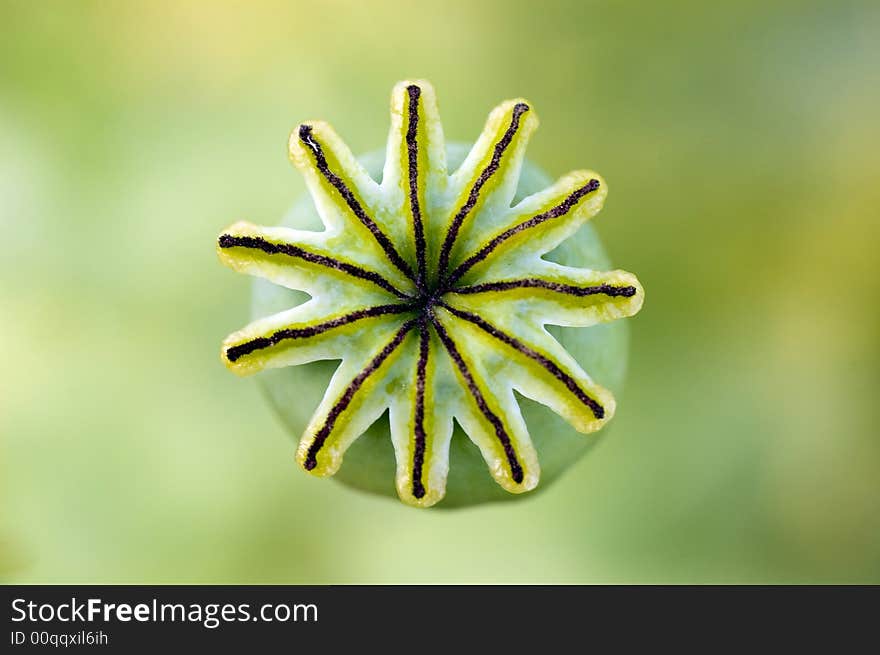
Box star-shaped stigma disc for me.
[218,80,644,508]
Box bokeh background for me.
[2,0,879,583]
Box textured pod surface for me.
[219,81,643,508]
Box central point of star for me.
[414,288,440,314]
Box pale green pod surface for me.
[252,143,632,508]
[219,81,643,508]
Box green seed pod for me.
[219,81,643,508]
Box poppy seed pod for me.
[219,81,643,508]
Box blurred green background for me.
[2,0,879,583]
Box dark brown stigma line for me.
[439,302,605,420]
[225,303,414,363]
[452,279,636,298]
[411,318,430,499]
[436,102,530,279]
[443,178,600,288]
[406,85,427,292]
[304,317,419,471]
[218,234,410,300]
[298,124,416,282]
[430,314,524,484]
